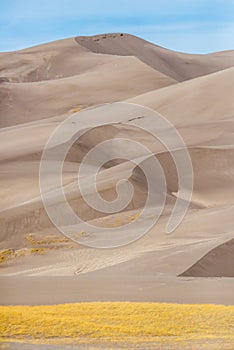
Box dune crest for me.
[76,33,234,81]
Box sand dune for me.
[76,33,234,81]
[0,33,233,305]
[0,38,105,82]
[129,66,234,125]
[0,56,175,127]
[180,238,234,277]
[2,34,234,85]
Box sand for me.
[180,238,234,277]
[0,33,234,306]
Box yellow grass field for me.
[0,302,234,348]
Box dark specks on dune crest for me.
[75,33,234,81]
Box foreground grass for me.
[0,302,233,346]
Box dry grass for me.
[0,247,45,265]
[126,212,140,221]
[0,249,15,264]
[29,248,46,255]
[25,234,70,246]
[70,105,87,113]
[0,302,233,346]
[0,234,74,265]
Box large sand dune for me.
[76,33,234,81]
[0,33,233,305]
[0,56,175,127]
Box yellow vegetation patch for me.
[0,249,15,264]
[0,248,46,265]
[30,248,46,255]
[126,212,140,222]
[0,302,233,344]
[0,234,74,265]
[25,234,70,246]
[70,105,87,113]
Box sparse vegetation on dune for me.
[29,248,46,255]
[25,234,70,246]
[70,104,87,113]
[0,249,15,264]
[0,302,233,347]
[0,234,76,265]
[0,247,46,265]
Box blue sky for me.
[0,0,233,53]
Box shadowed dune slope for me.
[76,33,234,81]
[180,239,234,277]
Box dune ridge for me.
[0,33,233,305]
[76,33,234,81]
